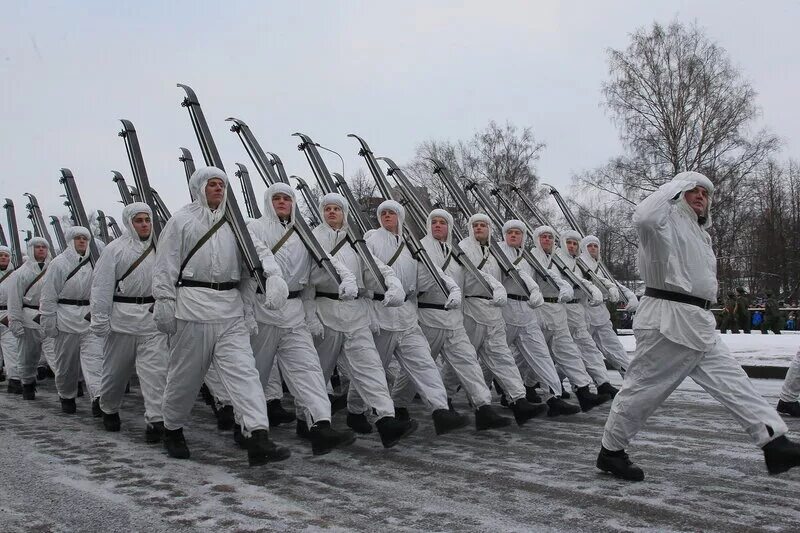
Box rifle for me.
[23,193,55,251]
[106,216,122,239]
[378,157,494,296]
[59,169,101,263]
[119,120,164,240]
[292,176,322,227]
[177,84,269,293]
[266,152,290,184]
[294,133,388,291]
[348,135,451,297]
[96,209,112,244]
[49,216,67,251]
[225,117,341,284]
[111,171,135,205]
[179,147,196,184]
[4,199,24,266]
[235,163,262,218]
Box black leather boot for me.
[22,382,36,400]
[525,385,542,403]
[216,405,235,431]
[763,435,800,475]
[597,382,619,398]
[145,421,165,444]
[394,407,410,421]
[375,416,418,448]
[346,412,373,434]
[596,446,645,481]
[576,385,611,412]
[777,400,800,417]
[309,421,356,455]
[246,429,291,466]
[266,399,296,426]
[103,412,121,432]
[296,419,310,440]
[432,408,469,435]
[474,404,512,431]
[546,396,580,416]
[92,398,103,418]
[7,378,22,394]
[509,398,548,426]
[164,428,190,459]
[60,397,76,414]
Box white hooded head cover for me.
[559,229,582,257]
[319,192,350,231]
[376,200,405,234]
[502,219,527,247]
[64,225,92,256]
[0,245,14,272]
[25,236,52,268]
[425,208,454,244]
[579,235,601,265]
[264,182,296,225]
[122,202,153,245]
[531,225,556,253]
[189,166,228,219]
[673,171,714,229]
[468,213,492,243]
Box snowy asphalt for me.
[1,372,799,532]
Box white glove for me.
[444,286,462,310]
[582,280,603,307]
[517,271,543,308]
[331,257,358,301]
[480,271,506,307]
[607,285,620,303]
[90,316,111,337]
[41,315,58,338]
[623,287,639,312]
[244,309,259,336]
[263,275,289,310]
[556,277,574,303]
[368,304,381,335]
[9,319,24,338]
[153,299,177,335]
[303,299,324,338]
[382,276,405,308]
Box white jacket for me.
[40,226,93,334]
[557,229,602,307]
[497,220,544,327]
[458,214,506,327]
[90,202,158,335]
[0,246,16,326]
[152,166,254,322]
[632,172,718,351]
[418,209,465,330]
[7,237,53,330]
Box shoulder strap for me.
[23,268,47,297]
[176,217,228,286]
[270,225,296,255]
[329,236,350,257]
[65,256,92,283]
[115,242,155,292]
[476,247,490,270]
[0,271,10,286]
[386,241,406,267]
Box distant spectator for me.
[752,310,763,329]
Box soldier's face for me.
[685,186,709,217]
[566,239,579,257]
[380,209,399,234]
[505,228,524,248]
[272,193,294,221]
[430,216,449,242]
[324,204,344,230]
[587,242,599,259]
[205,178,226,210]
[73,235,89,254]
[0,252,9,268]
[472,221,489,243]
[33,244,48,261]
[538,232,553,253]
[131,212,151,240]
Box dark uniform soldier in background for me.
[719,292,739,334]
[735,287,751,334]
[761,291,782,335]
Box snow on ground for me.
[2,364,800,532]
[619,331,800,367]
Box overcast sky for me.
[1,0,798,237]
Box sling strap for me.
[23,269,47,297]
[476,247,490,270]
[115,242,155,292]
[176,217,228,287]
[271,225,296,255]
[386,241,405,267]
[329,236,350,257]
[65,256,92,283]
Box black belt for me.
[287,290,302,299]
[507,294,526,301]
[373,293,409,302]
[543,297,560,303]
[565,299,580,304]
[23,303,39,309]
[58,299,90,306]
[178,280,238,291]
[316,291,358,301]
[418,302,447,310]
[113,295,155,304]
[466,295,492,300]
[0,305,6,310]
[644,287,712,310]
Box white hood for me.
[263,182,296,225]
[64,225,92,257]
[558,229,582,258]
[121,202,154,245]
[531,225,556,254]
[674,171,714,229]
[188,166,229,222]
[467,213,492,244]
[24,236,52,268]
[376,199,405,235]
[319,192,350,231]
[0,245,14,273]
[424,208,454,245]
[501,219,527,247]
[579,235,601,267]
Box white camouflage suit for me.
[497,220,562,399]
[529,226,596,390]
[349,202,452,414]
[0,246,19,381]
[392,209,493,409]
[6,237,52,386]
[579,235,637,376]
[152,166,275,437]
[306,193,400,420]
[555,230,611,387]
[602,171,788,451]
[39,226,104,400]
[91,202,168,424]
[247,183,357,426]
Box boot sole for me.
[596,459,645,481]
[311,433,357,456]
[475,418,513,431]
[515,405,549,426]
[434,416,470,436]
[381,420,419,448]
[248,448,291,466]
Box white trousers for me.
[539,320,593,389]
[203,366,232,408]
[506,321,561,398]
[53,331,103,399]
[456,316,527,402]
[393,324,492,409]
[349,325,449,414]
[161,319,269,436]
[589,322,630,377]
[779,346,800,403]
[265,366,284,401]
[602,329,788,450]
[1,328,20,380]
[314,325,394,419]
[566,304,610,386]
[18,328,43,384]
[251,323,331,425]
[99,332,168,424]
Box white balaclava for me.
[502,219,527,247]
[122,202,153,244]
[426,208,454,244]
[25,236,52,267]
[468,213,492,244]
[559,229,583,257]
[376,199,405,235]
[189,166,229,218]
[319,192,350,231]
[532,225,556,254]
[64,225,92,256]
[264,182,296,225]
